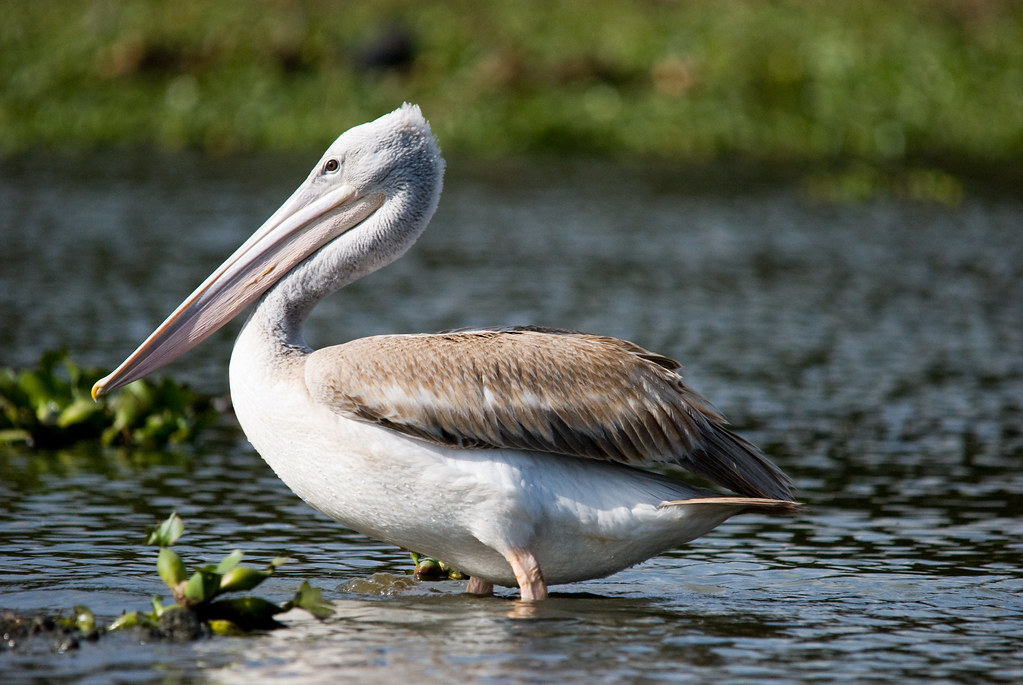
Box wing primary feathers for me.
[681,424,794,501]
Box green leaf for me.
[413,557,443,579]
[208,619,245,636]
[57,396,99,428]
[73,605,95,633]
[110,391,143,435]
[18,370,55,409]
[219,565,271,594]
[215,549,244,575]
[183,569,222,604]
[206,596,286,630]
[215,596,285,616]
[151,596,172,617]
[35,399,61,426]
[410,551,464,580]
[0,428,32,444]
[157,547,187,591]
[107,611,141,631]
[146,512,185,547]
[100,424,122,446]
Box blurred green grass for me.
[2,0,1021,175]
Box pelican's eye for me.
[322,158,340,174]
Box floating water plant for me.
[0,350,216,448]
[2,514,332,650]
[409,551,466,581]
[0,606,100,653]
[108,513,333,637]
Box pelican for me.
[93,104,799,601]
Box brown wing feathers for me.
[306,327,793,500]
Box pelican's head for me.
[93,104,444,398]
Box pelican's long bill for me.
[92,178,384,399]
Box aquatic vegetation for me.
[108,512,333,637]
[1,514,333,649]
[0,350,216,448]
[0,607,100,653]
[409,551,466,581]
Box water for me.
[1,153,1022,683]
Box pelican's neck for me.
[242,178,438,359]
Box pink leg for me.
[466,576,494,596]
[506,547,548,601]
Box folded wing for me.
[305,326,793,500]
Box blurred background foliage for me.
[2,0,1021,176]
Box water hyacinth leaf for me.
[183,573,207,603]
[414,557,443,578]
[17,370,55,412]
[126,380,155,406]
[201,570,224,599]
[57,397,100,428]
[409,552,464,580]
[270,557,290,569]
[167,416,192,443]
[208,619,245,636]
[183,569,222,604]
[207,596,286,630]
[73,605,95,633]
[444,564,466,581]
[216,596,285,616]
[0,428,32,444]
[110,391,143,436]
[219,565,271,594]
[107,611,141,632]
[100,424,121,446]
[151,596,170,617]
[215,549,244,575]
[157,547,187,591]
[146,512,184,547]
[35,399,61,425]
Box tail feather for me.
[660,496,802,516]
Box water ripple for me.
[2,155,1022,682]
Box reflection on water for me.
[1,153,1022,683]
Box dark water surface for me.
[1,153,1022,683]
